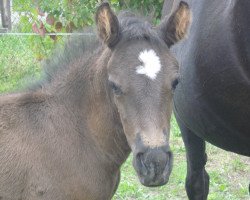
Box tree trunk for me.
[0,0,11,30]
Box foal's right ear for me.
[95,2,120,48]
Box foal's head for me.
[96,2,190,187]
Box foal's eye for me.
[108,81,123,95]
[171,78,179,91]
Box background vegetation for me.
[0,0,249,199]
[11,0,164,60]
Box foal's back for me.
[0,92,117,200]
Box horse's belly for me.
[174,83,250,156]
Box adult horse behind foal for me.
[162,0,250,199]
[0,2,190,200]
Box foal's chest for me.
[27,159,119,200]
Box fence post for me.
[0,0,11,31]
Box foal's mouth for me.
[133,149,173,187]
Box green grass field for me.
[0,36,249,200]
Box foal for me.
[0,2,190,199]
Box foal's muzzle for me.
[133,147,173,187]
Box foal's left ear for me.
[95,2,120,48]
[158,1,191,47]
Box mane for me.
[30,29,101,91]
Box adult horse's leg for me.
[175,116,209,200]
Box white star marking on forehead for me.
[136,49,162,80]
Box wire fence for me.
[1,0,98,44]
[0,0,97,92]
[0,0,95,52]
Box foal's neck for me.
[53,47,130,169]
[85,48,131,168]
[90,48,130,168]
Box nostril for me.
[163,151,172,166]
[136,152,143,164]
[136,153,147,176]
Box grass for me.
[0,36,41,92]
[0,36,249,200]
[113,120,250,200]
